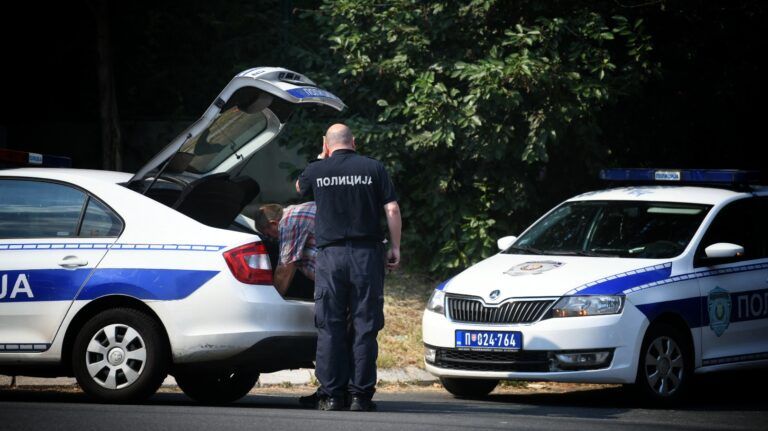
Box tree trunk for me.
[96,0,121,171]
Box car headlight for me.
[426,289,446,315]
[551,295,624,317]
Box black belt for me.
[320,239,383,249]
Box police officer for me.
[298,123,401,411]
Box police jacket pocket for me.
[313,290,326,329]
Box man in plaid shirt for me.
[254,202,317,298]
[274,201,317,297]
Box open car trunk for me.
[127,67,344,230]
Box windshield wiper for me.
[553,250,618,257]
[506,245,546,255]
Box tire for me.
[440,377,498,398]
[634,323,692,404]
[175,369,259,403]
[72,308,169,403]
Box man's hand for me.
[384,201,402,271]
[317,136,330,159]
[387,247,400,270]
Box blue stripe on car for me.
[635,297,703,328]
[624,262,768,294]
[436,278,453,291]
[286,88,340,100]
[78,268,219,300]
[568,263,673,295]
[634,286,768,328]
[0,268,219,302]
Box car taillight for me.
[223,242,273,285]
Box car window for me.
[696,198,768,263]
[79,197,123,237]
[0,179,86,239]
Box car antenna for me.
[143,132,193,195]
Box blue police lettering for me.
[315,176,372,188]
[0,274,34,299]
[736,291,768,320]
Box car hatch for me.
[128,67,345,184]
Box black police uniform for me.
[298,149,397,401]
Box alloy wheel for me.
[644,336,684,397]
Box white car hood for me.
[443,253,673,302]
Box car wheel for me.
[72,308,169,403]
[440,377,498,398]
[635,323,692,404]
[175,369,259,403]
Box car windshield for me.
[506,200,711,258]
[179,106,268,174]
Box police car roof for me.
[0,168,133,184]
[569,185,768,205]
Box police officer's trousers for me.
[314,241,385,400]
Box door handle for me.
[58,255,89,269]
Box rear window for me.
[180,106,268,174]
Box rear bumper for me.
[147,273,317,366]
[172,335,317,374]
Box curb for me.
[1,367,437,388]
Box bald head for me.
[325,123,355,151]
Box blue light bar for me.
[600,168,760,185]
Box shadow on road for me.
[1,369,766,419]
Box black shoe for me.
[349,396,377,412]
[319,396,345,411]
[298,392,320,409]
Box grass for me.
[376,270,436,369]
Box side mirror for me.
[497,236,517,251]
[704,243,744,259]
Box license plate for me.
[455,330,522,351]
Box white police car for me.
[423,169,768,403]
[0,67,344,403]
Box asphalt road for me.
[1,377,767,431]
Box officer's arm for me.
[274,262,298,296]
[297,161,319,198]
[384,201,402,269]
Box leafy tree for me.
[297,0,657,275]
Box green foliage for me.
[296,0,657,277]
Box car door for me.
[695,197,768,366]
[0,178,122,352]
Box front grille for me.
[433,348,549,372]
[446,296,554,324]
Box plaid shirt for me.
[278,201,317,279]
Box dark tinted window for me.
[79,198,122,237]
[697,198,768,263]
[0,179,86,239]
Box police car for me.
[0,67,344,403]
[423,169,768,403]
